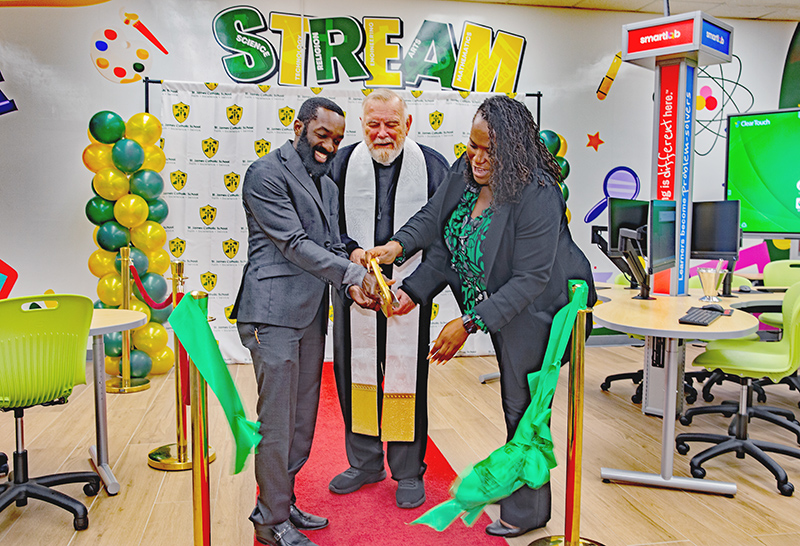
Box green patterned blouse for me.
[444,180,493,332]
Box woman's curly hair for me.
[467,95,562,206]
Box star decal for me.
[587,132,604,152]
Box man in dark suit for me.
[232,97,380,546]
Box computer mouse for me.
[739,285,752,293]
[701,303,725,313]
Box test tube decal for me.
[121,8,168,55]
[596,51,622,101]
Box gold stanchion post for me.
[531,284,604,546]
[107,245,150,394]
[190,291,212,546]
[148,262,216,470]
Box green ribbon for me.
[411,280,589,531]
[169,295,261,474]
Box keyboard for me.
[678,307,723,326]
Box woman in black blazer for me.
[369,95,596,537]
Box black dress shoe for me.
[289,504,328,530]
[485,519,534,538]
[255,520,318,546]
[329,466,386,494]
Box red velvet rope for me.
[129,265,173,309]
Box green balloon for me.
[112,139,145,173]
[115,246,150,276]
[540,130,560,156]
[147,198,169,223]
[123,349,153,378]
[104,331,123,357]
[96,221,131,252]
[85,195,116,225]
[134,272,168,302]
[130,170,164,200]
[150,304,173,324]
[555,156,570,180]
[90,111,126,144]
[94,299,118,310]
[560,182,569,202]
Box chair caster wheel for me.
[679,415,692,426]
[779,482,794,497]
[676,443,690,455]
[602,479,611,483]
[84,481,100,496]
[600,382,610,392]
[74,516,89,531]
[631,393,642,404]
[757,393,767,404]
[691,466,706,479]
[686,394,697,405]
[703,393,715,403]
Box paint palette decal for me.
[90,26,152,84]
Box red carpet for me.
[258,362,497,545]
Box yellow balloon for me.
[129,297,152,329]
[114,194,149,228]
[83,143,114,173]
[146,248,171,274]
[43,288,57,308]
[93,167,130,201]
[97,272,123,306]
[131,221,167,252]
[150,345,175,374]
[88,248,117,278]
[141,144,166,172]
[93,225,100,247]
[126,113,162,146]
[88,128,101,144]
[566,207,572,223]
[105,356,121,376]
[772,239,792,251]
[133,321,169,354]
[557,134,568,157]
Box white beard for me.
[367,133,406,165]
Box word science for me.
[212,7,526,92]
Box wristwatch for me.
[461,314,479,334]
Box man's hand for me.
[427,317,470,365]
[349,285,379,310]
[349,248,367,267]
[365,241,403,265]
[392,288,416,316]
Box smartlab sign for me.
[212,7,527,93]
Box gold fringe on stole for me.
[351,383,379,436]
[381,393,415,442]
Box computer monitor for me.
[649,200,676,275]
[608,198,649,257]
[691,200,741,261]
[725,108,800,238]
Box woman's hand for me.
[365,241,403,265]
[348,285,379,310]
[428,317,469,365]
[392,288,416,316]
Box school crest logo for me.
[361,89,372,97]
[226,104,243,125]
[158,137,165,150]
[169,237,186,258]
[173,102,189,123]
[431,303,439,320]
[310,87,323,95]
[429,110,443,131]
[254,139,271,158]
[222,238,239,259]
[411,90,423,98]
[202,137,219,158]
[225,304,236,324]
[224,172,240,193]
[505,92,517,99]
[454,143,466,158]
[205,82,219,91]
[200,204,217,226]
[200,271,217,291]
[257,85,271,93]
[458,91,470,99]
[278,106,295,127]
[170,170,187,191]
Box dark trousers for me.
[332,290,430,480]
[237,299,327,528]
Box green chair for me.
[675,282,800,496]
[757,260,800,330]
[0,294,101,530]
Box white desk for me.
[89,309,147,495]
[592,287,759,495]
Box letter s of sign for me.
[213,6,279,84]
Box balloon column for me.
[84,110,174,380]
[540,129,572,222]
